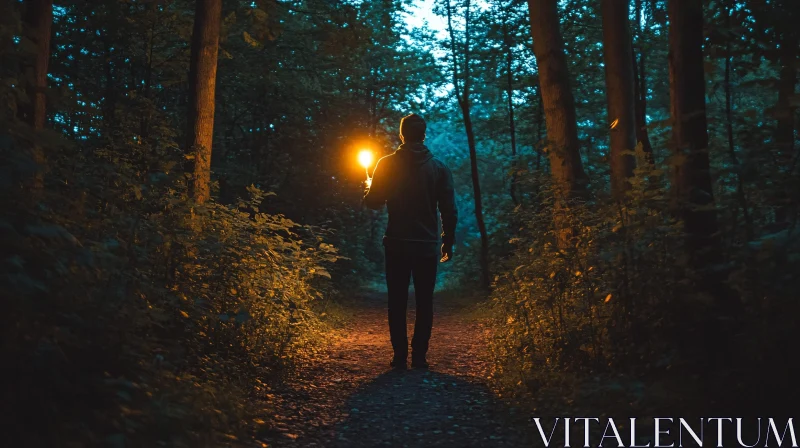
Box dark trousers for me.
[385,247,438,360]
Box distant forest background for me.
[2,0,799,445]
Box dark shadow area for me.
[321,369,534,448]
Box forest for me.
[2,0,799,446]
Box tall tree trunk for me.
[775,24,797,224]
[601,0,637,199]
[0,2,14,122]
[536,84,544,171]
[632,0,653,157]
[503,17,518,205]
[186,0,222,204]
[446,0,490,289]
[668,0,721,275]
[668,2,741,368]
[19,0,53,188]
[527,0,588,246]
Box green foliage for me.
[422,1,799,408]
[2,1,359,444]
[482,154,800,409]
[1,124,341,444]
[163,187,341,369]
[485,162,678,379]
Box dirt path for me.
[256,290,535,448]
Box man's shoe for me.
[390,357,407,369]
[411,357,429,369]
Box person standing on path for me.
[364,113,458,369]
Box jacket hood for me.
[396,142,434,165]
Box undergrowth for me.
[1,131,341,446]
[480,156,800,414]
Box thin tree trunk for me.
[527,0,588,247]
[186,0,222,204]
[463,1,490,290]
[668,0,722,277]
[19,0,53,188]
[446,0,490,289]
[632,0,653,157]
[723,6,753,241]
[462,104,490,289]
[503,16,519,205]
[775,24,797,223]
[601,0,637,199]
[1,1,14,126]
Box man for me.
[364,113,457,369]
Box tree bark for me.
[446,0,490,289]
[186,0,222,204]
[19,0,52,130]
[527,0,588,247]
[527,0,587,197]
[536,84,543,171]
[503,16,519,205]
[775,22,797,223]
[632,0,653,157]
[461,103,491,289]
[723,5,753,241]
[667,0,720,266]
[601,0,637,199]
[19,0,53,188]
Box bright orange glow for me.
[358,150,374,169]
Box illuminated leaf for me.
[243,31,261,48]
[312,268,331,279]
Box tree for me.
[719,0,753,240]
[445,0,491,289]
[667,0,721,271]
[527,0,588,245]
[774,0,798,224]
[18,0,53,188]
[601,0,636,199]
[526,0,587,194]
[500,4,519,205]
[631,0,654,157]
[186,0,222,204]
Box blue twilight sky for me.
[401,0,448,38]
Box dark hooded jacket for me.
[364,142,457,254]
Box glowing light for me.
[358,150,374,169]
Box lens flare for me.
[358,150,374,169]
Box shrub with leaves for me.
[1,127,339,446]
[483,154,800,409]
